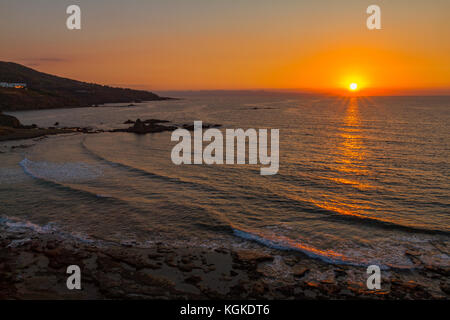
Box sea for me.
[1,92,449,269]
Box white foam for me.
[1,216,96,245]
[233,227,450,269]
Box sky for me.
[1,0,450,94]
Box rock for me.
[0,113,21,128]
[157,247,174,254]
[123,120,134,124]
[292,266,309,278]
[165,254,177,268]
[182,123,221,131]
[185,275,202,285]
[283,257,298,266]
[181,256,192,264]
[305,281,320,288]
[234,250,274,264]
[132,119,146,133]
[214,248,229,254]
[178,263,195,272]
[148,252,164,259]
[424,265,450,277]
[252,282,265,295]
[206,265,216,272]
[21,124,37,129]
[334,268,347,278]
[134,271,175,289]
[440,283,450,295]
[143,119,170,124]
[113,118,177,134]
[11,144,32,149]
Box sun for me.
[349,83,358,91]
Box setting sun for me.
[349,83,358,91]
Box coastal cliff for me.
[0,62,170,111]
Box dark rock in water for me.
[132,119,146,133]
[123,119,169,125]
[249,107,277,110]
[113,118,176,134]
[182,123,221,131]
[54,122,59,126]
[182,124,194,131]
[74,127,103,134]
[143,119,171,124]
[0,113,21,128]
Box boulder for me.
[292,266,309,278]
[234,250,274,264]
[0,113,21,128]
[131,119,147,134]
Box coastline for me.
[0,97,177,113]
[0,113,215,143]
[0,219,448,300]
[0,99,448,300]
[0,127,75,142]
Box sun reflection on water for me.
[312,97,380,219]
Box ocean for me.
[1,92,449,269]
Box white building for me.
[0,82,27,88]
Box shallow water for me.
[1,93,449,268]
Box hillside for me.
[0,62,169,111]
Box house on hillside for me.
[0,82,27,89]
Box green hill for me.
[0,61,168,111]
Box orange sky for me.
[1,0,449,94]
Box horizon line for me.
[151,88,450,97]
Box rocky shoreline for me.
[1,114,448,300]
[0,113,220,142]
[0,220,448,300]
